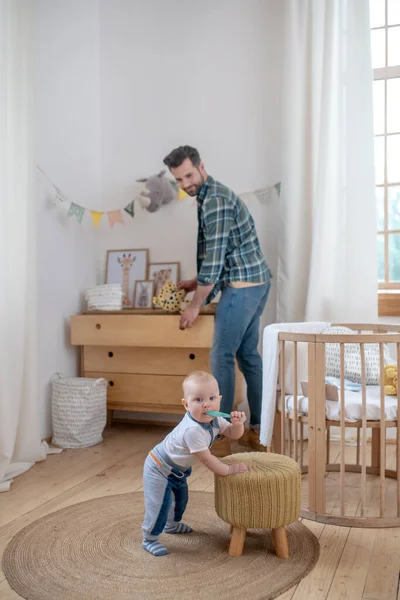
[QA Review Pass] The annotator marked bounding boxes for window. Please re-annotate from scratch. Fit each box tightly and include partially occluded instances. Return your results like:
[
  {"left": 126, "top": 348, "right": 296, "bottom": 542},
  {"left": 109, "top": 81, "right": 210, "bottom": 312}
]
[{"left": 371, "top": 0, "right": 400, "bottom": 288}]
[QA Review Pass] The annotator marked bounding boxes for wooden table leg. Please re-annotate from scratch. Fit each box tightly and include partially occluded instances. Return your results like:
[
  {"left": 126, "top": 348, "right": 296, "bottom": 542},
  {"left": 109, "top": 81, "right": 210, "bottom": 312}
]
[
  {"left": 229, "top": 526, "right": 246, "bottom": 557},
  {"left": 272, "top": 526, "right": 289, "bottom": 558}
]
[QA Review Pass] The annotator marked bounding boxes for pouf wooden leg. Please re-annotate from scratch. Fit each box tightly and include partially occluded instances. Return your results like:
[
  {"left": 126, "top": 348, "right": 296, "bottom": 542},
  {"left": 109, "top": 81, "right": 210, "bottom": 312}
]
[
  {"left": 229, "top": 526, "right": 246, "bottom": 557},
  {"left": 272, "top": 526, "right": 289, "bottom": 558}
]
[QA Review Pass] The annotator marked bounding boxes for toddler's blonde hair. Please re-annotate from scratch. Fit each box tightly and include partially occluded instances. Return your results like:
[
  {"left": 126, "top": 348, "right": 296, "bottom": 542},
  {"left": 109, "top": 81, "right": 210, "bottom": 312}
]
[{"left": 182, "top": 371, "right": 218, "bottom": 397}]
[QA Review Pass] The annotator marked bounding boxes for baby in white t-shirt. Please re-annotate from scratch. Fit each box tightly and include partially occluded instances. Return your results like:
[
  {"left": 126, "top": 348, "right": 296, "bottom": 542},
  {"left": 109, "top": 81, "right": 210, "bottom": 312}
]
[{"left": 141, "top": 370, "right": 247, "bottom": 557}]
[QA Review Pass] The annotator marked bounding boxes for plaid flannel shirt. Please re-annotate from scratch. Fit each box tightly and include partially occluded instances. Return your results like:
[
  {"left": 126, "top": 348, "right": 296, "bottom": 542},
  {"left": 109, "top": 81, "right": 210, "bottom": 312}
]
[{"left": 196, "top": 175, "right": 272, "bottom": 304}]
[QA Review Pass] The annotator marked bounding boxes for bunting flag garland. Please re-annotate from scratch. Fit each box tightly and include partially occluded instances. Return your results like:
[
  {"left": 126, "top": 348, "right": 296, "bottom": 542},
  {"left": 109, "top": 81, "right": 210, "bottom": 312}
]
[
  {"left": 124, "top": 200, "right": 135, "bottom": 218},
  {"left": 108, "top": 210, "right": 124, "bottom": 228},
  {"left": 37, "top": 165, "right": 280, "bottom": 229},
  {"left": 254, "top": 187, "right": 271, "bottom": 205},
  {"left": 54, "top": 186, "right": 68, "bottom": 205},
  {"left": 68, "top": 203, "right": 85, "bottom": 224},
  {"left": 90, "top": 211, "right": 103, "bottom": 228}
]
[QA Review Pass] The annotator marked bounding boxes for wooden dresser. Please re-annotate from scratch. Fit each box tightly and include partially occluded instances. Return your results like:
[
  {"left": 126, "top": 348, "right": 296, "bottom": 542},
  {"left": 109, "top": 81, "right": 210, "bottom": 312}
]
[{"left": 70, "top": 307, "right": 244, "bottom": 425}]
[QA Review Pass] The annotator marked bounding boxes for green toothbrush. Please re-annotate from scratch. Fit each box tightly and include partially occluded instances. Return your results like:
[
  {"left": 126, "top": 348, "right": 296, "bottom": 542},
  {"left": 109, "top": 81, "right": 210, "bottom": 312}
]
[
  {"left": 205, "top": 410, "right": 231, "bottom": 418},
  {"left": 205, "top": 410, "right": 246, "bottom": 422}
]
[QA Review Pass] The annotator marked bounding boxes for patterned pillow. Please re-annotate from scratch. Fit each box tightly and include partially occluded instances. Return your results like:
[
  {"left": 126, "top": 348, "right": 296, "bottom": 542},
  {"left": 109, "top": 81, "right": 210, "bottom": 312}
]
[{"left": 322, "top": 326, "right": 393, "bottom": 385}]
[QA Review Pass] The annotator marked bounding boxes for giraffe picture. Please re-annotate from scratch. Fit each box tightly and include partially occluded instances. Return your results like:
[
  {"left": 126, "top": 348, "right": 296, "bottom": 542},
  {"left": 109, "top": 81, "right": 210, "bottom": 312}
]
[{"left": 105, "top": 249, "right": 148, "bottom": 308}]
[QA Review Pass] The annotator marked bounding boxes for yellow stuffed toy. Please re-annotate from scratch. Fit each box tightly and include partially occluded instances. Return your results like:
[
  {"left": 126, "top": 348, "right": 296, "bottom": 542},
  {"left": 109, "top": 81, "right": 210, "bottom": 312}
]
[
  {"left": 381, "top": 364, "right": 398, "bottom": 395},
  {"left": 153, "top": 279, "right": 191, "bottom": 313}
]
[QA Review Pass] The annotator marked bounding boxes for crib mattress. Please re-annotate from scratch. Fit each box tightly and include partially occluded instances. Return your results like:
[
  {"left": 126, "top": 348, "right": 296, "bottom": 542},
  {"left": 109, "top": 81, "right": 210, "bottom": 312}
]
[{"left": 284, "top": 386, "right": 398, "bottom": 422}]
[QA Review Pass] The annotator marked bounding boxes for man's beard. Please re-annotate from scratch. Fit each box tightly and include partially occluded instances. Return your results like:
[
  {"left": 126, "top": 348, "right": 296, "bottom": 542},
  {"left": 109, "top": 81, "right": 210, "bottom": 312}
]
[{"left": 184, "top": 172, "right": 205, "bottom": 196}]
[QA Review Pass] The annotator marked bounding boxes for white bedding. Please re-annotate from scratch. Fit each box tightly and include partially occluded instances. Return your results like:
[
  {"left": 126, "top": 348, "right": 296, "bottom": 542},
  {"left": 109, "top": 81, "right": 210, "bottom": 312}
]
[
  {"left": 260, "top": 321, "right": 330, "bottom": 446},
  {"left": 283, "top": 386, "right": 398, "bottom": 422}
]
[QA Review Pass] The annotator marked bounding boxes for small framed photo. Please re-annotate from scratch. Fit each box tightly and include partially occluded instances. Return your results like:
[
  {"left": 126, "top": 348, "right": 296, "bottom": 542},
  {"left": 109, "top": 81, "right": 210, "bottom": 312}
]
[
  {"left": 133, "top": 280, "right": 154, "bottom": 309},
  {"left": 148, "top": 262, "right": 180, "bottom": 300},
  {"left": 105, "top": 249, "right": 149, "bottom": 308}
]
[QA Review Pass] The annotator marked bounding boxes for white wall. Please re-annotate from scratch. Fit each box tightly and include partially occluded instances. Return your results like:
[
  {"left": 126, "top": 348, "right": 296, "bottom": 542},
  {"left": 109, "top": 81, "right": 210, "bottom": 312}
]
[
  {"left": 35, "top": 0, "right": 284, "bottom": 436},
  {"left": 96, "top": 0, "right": 282, "bottom": 319},
  {"left": 35, "top": 0, "right": 101, "bottom": 436}
]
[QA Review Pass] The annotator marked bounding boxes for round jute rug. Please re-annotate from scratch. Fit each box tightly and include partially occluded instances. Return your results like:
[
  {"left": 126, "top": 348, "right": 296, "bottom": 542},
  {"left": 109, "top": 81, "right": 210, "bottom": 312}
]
[{"left": 3, "top": 492, "right": 319, "bottom": 600}]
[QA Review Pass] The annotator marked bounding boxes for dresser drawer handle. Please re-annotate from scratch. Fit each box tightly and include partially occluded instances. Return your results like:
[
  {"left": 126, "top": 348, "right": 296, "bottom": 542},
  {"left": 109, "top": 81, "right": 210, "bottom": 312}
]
[
  {"left": 108, "top": 351, "right": 114, "bottom": 358},
  {"left": 109, "top": 381, "right": 114, "bottom": 387},
  {"left": 189, "top": 353, "right": 195, "bottom": 360},
  {"left": 96, "top": 323, "right": 101, "bottom": 330}
]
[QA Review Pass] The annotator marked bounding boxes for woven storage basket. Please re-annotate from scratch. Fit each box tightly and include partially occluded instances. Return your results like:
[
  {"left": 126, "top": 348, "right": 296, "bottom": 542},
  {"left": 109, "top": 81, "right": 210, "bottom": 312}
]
[
  {"left": 84, "top": 284, "right": 123, "bottom": 311},
  {"left": 51, "top": 374, "right": 107, "bottom": 448}
]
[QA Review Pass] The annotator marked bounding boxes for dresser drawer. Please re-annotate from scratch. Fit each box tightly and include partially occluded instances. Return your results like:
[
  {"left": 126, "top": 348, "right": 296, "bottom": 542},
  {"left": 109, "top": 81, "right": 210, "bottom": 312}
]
[
  {"left": 71, "top": 315, "right": 214, "bottom": 348},
  {"left": 83, "top": 346, "right": 210, "bottom": 375},
  {"left": 86, "top": 372, "right": 186, "bottom": 414}
]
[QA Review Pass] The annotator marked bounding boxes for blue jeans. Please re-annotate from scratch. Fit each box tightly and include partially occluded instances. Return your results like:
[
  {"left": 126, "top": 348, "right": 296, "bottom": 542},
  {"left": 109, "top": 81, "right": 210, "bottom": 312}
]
[{"left": 210, "top": 282, "right": 270, "bottom": 427}]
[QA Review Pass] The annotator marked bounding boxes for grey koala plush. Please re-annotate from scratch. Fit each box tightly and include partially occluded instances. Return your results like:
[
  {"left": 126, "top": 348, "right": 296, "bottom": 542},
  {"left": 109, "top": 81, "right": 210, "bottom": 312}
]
[{"left": 136, "top": 170, "right": 175, "bottom": 213}]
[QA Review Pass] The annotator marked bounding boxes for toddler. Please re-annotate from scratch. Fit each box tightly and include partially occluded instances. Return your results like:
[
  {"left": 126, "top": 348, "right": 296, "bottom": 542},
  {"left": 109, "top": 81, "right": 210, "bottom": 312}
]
[{"left": 142, "top": 370, "right": 247, "bottom": 556}]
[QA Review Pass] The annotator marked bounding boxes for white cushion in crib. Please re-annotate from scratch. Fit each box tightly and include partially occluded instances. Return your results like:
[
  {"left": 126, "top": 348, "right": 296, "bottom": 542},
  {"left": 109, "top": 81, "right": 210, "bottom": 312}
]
[
  {"left": 284, "top": 387, "right": 398, "bottom": 422},
  {"left": 322, "top": 326, "right": 393, "bottom": 385}
]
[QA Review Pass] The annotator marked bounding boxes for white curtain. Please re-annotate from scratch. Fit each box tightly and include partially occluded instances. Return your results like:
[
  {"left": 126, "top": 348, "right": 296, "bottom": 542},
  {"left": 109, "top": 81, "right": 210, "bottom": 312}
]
[
  {"left": 0, "top": 0, "right": 48, "bottom": 492},
  {"left": 277, "top": 0, "right": 377, "bottom": 323}
]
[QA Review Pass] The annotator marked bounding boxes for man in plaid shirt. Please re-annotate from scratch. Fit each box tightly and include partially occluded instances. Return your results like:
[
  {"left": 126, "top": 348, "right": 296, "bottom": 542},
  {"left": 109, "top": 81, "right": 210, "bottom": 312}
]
[{"left": 163, "top": 146, "right": 272, "bottom": 455}]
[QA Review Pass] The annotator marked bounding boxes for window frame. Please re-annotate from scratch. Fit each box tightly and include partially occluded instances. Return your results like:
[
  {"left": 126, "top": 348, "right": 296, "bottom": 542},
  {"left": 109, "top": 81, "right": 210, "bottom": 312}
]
[{"left": 372, "top": 1, "right": 400, "bottom": 290}]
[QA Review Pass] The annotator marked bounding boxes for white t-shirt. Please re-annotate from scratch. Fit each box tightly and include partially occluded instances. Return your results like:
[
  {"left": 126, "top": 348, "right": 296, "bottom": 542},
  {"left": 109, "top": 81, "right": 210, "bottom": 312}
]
[{"left": 161, "top": 412, "right": 231, "bottom": 469}]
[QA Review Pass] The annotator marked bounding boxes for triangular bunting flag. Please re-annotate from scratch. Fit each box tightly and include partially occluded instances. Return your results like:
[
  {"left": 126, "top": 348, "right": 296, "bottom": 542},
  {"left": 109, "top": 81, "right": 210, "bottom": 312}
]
[
  {"left": 54, "top": 187, "right": 67, "bottom": 206},
  {"left": 124, "top": 201, "right": 135, "bottom": 218},
  {"left": 68, "top": 203, "right": 85, "bottom": 223},
  {"left": 274, "top": 182, "right": 281, "bottom": 196},
  {"left": 178, "top": 188, "right": 188, "bottom": 200},
  {"left": 90, "top": 211, "right": 103, "bottom": 228},
  {"left": 169, "top": 180, "right": 180, "bottom": 192},
  {"left": 108, "top": 210, "right": 124, "bottom": 228},
  {"left": 254, "top": 188, "right": 270, "bottom": 205}
]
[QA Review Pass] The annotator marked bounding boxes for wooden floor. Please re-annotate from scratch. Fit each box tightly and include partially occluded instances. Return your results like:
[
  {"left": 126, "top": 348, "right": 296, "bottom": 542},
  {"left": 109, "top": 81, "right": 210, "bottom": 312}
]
[{"left": 0, "top": 424, "right": 399, "bottom": 600}]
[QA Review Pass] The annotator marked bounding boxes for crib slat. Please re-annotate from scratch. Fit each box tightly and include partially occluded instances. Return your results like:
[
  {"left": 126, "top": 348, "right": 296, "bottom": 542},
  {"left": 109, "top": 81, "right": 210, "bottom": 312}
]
[
  {"left": 340, "top": 343, "right": 345, "bottom": 516},
  {"left": 397, "top": 343, "right": 400, "bottom": 517},
  {"left": 307, "top": 342, "right": 317, "bottom": 512},
  {"left": 281, "top": 341, "right": 286, "bottom": 455},
  {"left": 379, "top": 343, "right": 386, "bottom": 517},
  {"left": 293, "top": 342, "right": 298, "bottom": 462},
  {"left": 360, "top": 344, "right": 367, "bottom": 517},
  {"left": 315, "top": 343, "right": 327, "bottom": 514},
  {"left": 300, "top": 422, "right": 304, "bottom": 470},
  {"left": 326, "top": 427, "right": 330, "bottom": 465},
  {"left": 356, "top": 428, "right": 361, "bottom": 466}
]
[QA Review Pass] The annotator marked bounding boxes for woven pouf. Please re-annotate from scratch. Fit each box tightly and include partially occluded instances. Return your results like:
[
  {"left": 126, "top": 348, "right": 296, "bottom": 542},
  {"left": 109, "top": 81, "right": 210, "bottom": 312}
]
[{"left": 215, "top": 452, "right": 301, "bottom": 558}]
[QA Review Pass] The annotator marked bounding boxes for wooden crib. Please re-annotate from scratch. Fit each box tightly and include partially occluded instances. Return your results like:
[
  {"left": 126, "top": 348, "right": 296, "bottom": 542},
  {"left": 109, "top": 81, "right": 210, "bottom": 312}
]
[{"left": 272, "top": 323, "right": 400, "bottom": 527}]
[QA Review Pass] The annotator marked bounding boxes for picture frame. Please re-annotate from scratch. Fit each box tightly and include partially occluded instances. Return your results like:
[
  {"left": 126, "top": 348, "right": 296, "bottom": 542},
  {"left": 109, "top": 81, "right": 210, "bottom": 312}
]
[
  {"left": 105, "top": 249, "right": 149, "bottom": 308},
  {"left": 133, "top": 280, "right": 154, "bottom": 309},
  {"left": 148, "top": 262, "right": 180, "bottom": 307}
]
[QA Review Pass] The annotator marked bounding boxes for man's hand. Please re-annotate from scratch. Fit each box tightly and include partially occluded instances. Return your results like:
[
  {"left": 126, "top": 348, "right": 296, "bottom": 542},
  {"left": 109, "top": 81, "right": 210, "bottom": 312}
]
[
  {"left": 179, "top": 305, "right": 200, "bottom": 330},
  {"left": 228, "top": 463, "right": 248, "bottom": 475},
  {"left": 230, "top": 411, "right": 246, "bottom": 424},
  {"left": 177, "top": 277, "right": 197, "bottom": 293}
]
